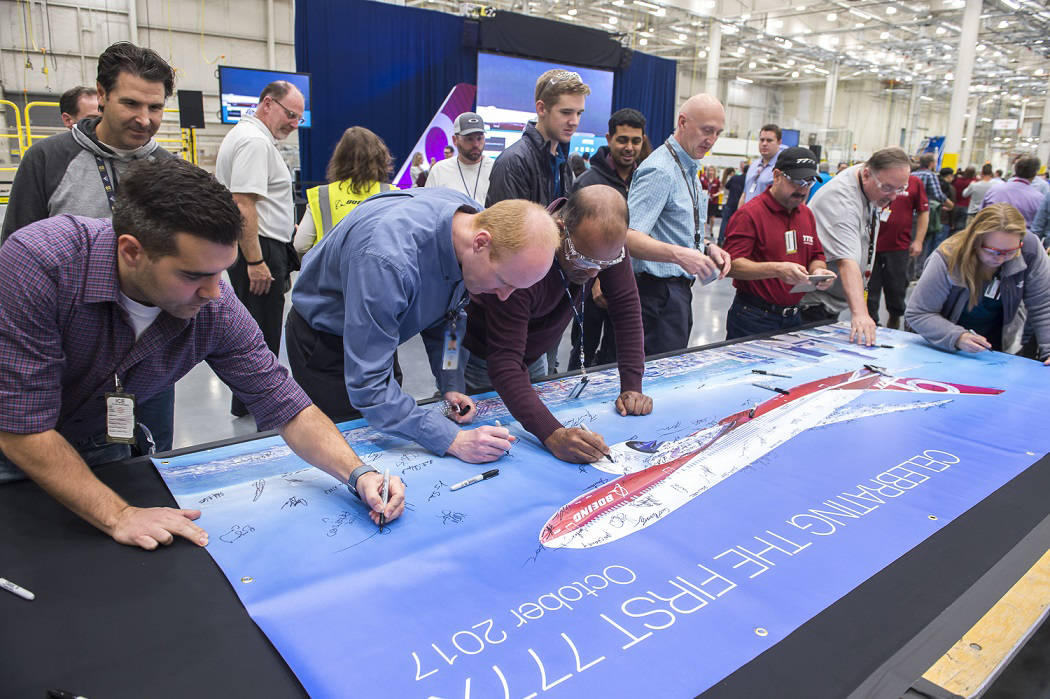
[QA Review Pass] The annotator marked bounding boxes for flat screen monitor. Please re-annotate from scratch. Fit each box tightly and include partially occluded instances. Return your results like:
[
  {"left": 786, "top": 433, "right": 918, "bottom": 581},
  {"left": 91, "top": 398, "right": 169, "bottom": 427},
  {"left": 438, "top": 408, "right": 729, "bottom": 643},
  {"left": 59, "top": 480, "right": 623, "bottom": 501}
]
[
  {"left": 218, "top": 65, "right": 312, "bottom": 128},
  {"left": 476, "top": 52, "right": 614, "bottom": 159},
  {"left": 781, "top": 128, "right": 800, "bottom": 147}
]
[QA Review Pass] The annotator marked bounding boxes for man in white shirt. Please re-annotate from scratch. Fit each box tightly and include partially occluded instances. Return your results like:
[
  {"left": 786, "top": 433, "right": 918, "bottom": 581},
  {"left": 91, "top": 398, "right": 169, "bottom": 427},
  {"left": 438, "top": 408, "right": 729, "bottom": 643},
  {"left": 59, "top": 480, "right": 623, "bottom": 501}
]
[
  {"left": 425, "top": 112, "right": 494, "bottom": 205},
  {"left": 215, "top": 80, "right": 304, "bottom": 416}
]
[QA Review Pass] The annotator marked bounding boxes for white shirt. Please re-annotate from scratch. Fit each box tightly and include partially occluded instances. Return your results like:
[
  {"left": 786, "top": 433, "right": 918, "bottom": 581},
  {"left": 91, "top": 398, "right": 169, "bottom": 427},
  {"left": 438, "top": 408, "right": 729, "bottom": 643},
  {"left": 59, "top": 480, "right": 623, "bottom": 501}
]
[
  {"left": 119, "top": 291, "right": 163, "bottom": 340},
  {"left": 214, "top": 115, "right": 295, "bottom": 243},
  {"left": 425, "top": 156, "right": 493, "bottom": 205}
]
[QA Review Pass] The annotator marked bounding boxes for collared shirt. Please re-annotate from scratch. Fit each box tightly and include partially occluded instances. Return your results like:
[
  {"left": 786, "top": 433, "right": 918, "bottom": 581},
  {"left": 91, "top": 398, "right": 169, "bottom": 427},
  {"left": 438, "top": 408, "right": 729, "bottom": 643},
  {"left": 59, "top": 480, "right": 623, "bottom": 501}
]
[
  {"left": 723, "top": 189, "right": 825, "bottom": 307},
  {"left": 982, "top": 177, "right": 1046, "bottom": 229},
  {"left": 804, "top": 164, "right": 880, "bottom": 313},
  {"left": 292, "top": 188, "right": 480, "bottom": 456},
  {"left": 0, "top": 216, "right": 311, "bottom": 460},
  {"left": 1031, "top": 192, "right": 1050, "bottom": 246},
  {"left": 215, "top": 115, "right": 294, "bottom": 243},
  {"left": 628, "top": 135, "right": 708, "bottom": 279},
  {"left": 742, "top": 144, "right": 786, "bottom": 204},
  {"left": 877, "top": 175, "right": 929, "bottom": 252},
  {"left": 963, "top": 178, "right": 995, "bottom": 215},
  {"left": 914, "top": 167, "right": 945, "bottom": 204}
]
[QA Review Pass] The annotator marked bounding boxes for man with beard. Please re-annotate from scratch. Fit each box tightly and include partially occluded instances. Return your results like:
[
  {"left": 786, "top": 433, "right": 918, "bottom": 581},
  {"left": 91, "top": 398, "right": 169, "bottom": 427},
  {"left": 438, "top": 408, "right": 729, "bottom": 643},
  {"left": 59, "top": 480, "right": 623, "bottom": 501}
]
[
  {"left": 723, "top": 147, "right": 835, "bottom": 339},
  {"left": 426, "top": 112, "right": 494, "bottom": 204},
  {"left": 568, "top": 107, "right": 646, "bottom": 368}
]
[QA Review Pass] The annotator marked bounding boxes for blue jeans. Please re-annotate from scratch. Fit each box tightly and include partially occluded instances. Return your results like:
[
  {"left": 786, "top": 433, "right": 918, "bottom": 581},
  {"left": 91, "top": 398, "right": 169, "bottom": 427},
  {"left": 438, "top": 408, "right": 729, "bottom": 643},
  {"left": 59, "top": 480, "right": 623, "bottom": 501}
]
[
  {"left": 464, "top": 353, "right": 548, "bottom": 394},
  {"left": 137, "top": 386, "right": 175, "bottom": 452},
  {"left": 725, "top": 295, "right": 803, "bottom": 341},
  {"left": 0, "top": 432, "right": 132, "bottom": 484}
]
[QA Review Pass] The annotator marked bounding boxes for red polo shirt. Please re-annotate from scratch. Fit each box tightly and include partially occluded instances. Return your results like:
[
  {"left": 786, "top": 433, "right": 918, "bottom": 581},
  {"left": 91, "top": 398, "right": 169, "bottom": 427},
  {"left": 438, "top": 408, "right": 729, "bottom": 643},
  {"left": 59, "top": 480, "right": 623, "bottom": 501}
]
[
  {"left": 723, "top": 189, "right": 825, "bottom": 307},
  {"left": 876, "top": 175, "right": 928, "bottom": 252}
]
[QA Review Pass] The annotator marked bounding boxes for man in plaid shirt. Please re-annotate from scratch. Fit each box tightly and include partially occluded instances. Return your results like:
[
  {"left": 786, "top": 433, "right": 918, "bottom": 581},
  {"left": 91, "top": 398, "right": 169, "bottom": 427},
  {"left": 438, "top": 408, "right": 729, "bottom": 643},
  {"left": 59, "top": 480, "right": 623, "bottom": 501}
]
[{"left": 0, "top": 159, "right": 404, "bottom": 549}]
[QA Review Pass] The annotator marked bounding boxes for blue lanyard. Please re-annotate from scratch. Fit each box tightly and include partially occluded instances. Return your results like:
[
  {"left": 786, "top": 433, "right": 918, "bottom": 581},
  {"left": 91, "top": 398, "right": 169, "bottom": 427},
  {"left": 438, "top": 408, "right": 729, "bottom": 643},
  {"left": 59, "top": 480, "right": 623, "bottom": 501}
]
[{"left": 94, "top": 155, "right": 118, "bottom": 211}]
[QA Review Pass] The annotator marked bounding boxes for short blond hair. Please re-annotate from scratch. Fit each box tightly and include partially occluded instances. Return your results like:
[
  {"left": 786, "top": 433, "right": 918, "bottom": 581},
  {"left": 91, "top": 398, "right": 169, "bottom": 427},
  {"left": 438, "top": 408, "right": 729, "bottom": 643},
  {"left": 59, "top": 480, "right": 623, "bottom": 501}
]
[
  {"left": 475, "top": 199, "right": 559, "bottom": 262},
  {"left": 535, "top": 69, "right": 591, "bottom": 107}
]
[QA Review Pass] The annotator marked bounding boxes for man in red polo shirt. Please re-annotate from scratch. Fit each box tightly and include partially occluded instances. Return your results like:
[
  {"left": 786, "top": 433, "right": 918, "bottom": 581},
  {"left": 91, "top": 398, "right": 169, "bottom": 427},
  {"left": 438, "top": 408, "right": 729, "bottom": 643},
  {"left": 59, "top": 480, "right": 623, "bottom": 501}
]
[
  {"left": 723, "top": 147, "right": 836, "bottom": 339},
  {"left": 867, "top": 174, "right": 928, "bottom": 329}
]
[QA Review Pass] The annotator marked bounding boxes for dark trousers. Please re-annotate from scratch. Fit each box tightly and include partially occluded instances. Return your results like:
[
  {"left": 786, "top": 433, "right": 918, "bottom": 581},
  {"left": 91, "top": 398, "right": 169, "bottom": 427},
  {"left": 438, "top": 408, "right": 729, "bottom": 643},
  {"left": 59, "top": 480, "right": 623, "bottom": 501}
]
[
  {"left": 228, "top": 236, "right": 291, "bottom": 416},
  {"left": 801, "top": 303, "right": 840, "bottom": 324},
  {"left": 636, "top": 273, "right": 693, "bottom": 356},
  {"left": 285, "top": 308, "right": 402, "bottom": 424},
  {"left": 136, "top": 386, "right": 175, "bottom": 452},
  {"left": 568, "top": 295, "right": 617, "bottom": 370},
  {"left": 725, "top": 294, "right": 803, "bottom": 340},
  {"left": 866, "top": 249, "right": 909, "bottom": 322}
]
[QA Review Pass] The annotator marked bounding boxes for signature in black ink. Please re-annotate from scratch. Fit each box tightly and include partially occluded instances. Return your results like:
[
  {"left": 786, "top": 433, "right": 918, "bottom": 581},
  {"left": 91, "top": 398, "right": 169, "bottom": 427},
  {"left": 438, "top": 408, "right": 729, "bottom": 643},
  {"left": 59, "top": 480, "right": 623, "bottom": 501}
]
[
  {"left": 439, "top": 510, "right": 465, "bottom": 525},
  {"left": 219, "top": 524, "right": 254, "bottom": 543},
  {"left": 428, "top": 480, "right": 447, "bottom": 502},
  {"left": 401, "top": 459, "right": 433, "bottom": 474},
  {"left": 251, "top": 479, "right": 265, "bottom": 502},
  {"left": 323, "top": 511, "right": 356, "bottom": 537},
  {"left": 282, "top": 496, "right": 308, "bottom": 509},
  {"left": 199, "top": 491, "right": 224, "bottom": 504}
]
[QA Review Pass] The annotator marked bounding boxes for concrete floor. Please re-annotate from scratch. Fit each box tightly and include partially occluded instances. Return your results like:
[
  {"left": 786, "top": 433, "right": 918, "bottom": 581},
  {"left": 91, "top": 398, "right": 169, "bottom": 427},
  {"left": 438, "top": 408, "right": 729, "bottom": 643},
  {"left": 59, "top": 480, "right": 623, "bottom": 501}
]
[{"left": 170, "top": 239, "right": 1048, "bottom": 698}]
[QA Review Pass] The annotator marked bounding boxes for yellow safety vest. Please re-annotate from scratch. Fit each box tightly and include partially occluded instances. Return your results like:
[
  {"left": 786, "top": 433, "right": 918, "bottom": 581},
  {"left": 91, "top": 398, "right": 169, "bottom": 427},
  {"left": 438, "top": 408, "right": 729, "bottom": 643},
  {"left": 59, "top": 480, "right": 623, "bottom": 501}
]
[{"left": 306, "top": 180, "right": 396, "bottom": 245}]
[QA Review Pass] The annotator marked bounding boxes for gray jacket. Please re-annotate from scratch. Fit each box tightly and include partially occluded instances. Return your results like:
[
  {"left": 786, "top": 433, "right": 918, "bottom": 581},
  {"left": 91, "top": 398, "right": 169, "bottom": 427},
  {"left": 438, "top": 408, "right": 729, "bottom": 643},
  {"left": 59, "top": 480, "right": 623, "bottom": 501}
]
[
  {"left": 2, "top": 117, "right": 171, "bottom": 241},
  {"left": 905, "top": 232, "right": 1050, "bottom": 358}
]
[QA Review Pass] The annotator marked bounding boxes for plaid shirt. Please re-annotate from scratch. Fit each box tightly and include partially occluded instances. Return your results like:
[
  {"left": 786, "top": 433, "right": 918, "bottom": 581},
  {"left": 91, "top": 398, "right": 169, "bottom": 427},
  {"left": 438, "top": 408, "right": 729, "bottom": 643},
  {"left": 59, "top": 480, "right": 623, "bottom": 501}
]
[
  {"left": 914, "top": 167, "right": 945, "bottom": 203},
  {"left": 0, "top": 215, "right": 311, "bottom": 445}
]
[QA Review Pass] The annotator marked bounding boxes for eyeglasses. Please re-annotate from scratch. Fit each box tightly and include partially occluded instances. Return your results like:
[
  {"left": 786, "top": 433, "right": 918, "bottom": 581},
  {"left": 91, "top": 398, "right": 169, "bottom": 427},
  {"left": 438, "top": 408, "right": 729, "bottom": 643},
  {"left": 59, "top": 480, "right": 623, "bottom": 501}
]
[
  {"left": 980, "top": 243, "right": 1022, "bottom": 258},
  {"left": 776, "top": 170, "right": 817, "bottom": 188},
  {"left": 563, "top": 231, "right": 625, "bottom": 270},
  {"left": 269, "top": 96, "right": 305, "bottom": 125},
  {"left": 867, "top": 168, "right": 907, "bottom": 196}
]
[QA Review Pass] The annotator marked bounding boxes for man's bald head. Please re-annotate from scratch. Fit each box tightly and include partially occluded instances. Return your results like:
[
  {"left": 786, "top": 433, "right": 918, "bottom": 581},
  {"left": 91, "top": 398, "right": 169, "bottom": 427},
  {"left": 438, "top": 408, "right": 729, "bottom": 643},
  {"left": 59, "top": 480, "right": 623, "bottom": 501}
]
[
  {"left": 674, "top": 93, "right": 725, "bottom": 160},
  {"left": 557, "top": 185, "right": 628, "bottom": 283}
]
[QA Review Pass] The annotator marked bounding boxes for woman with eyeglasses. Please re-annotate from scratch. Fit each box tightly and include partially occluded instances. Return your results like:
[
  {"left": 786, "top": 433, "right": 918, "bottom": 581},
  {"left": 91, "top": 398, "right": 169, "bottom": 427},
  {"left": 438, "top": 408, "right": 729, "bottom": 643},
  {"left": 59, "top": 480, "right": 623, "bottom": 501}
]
[{"left": 905, "top": 203, "right": 1050, "bottom": 364}]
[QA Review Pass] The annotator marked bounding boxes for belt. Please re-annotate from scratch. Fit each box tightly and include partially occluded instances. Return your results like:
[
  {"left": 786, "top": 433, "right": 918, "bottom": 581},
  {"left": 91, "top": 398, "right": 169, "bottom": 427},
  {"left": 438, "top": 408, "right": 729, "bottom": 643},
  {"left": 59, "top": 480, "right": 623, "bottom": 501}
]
[
  {"left": 737, "top": 291, "right": 799, "bottom": 317},
  {"left": 636, "top": 272, "right": 695, "bottom": 287}
]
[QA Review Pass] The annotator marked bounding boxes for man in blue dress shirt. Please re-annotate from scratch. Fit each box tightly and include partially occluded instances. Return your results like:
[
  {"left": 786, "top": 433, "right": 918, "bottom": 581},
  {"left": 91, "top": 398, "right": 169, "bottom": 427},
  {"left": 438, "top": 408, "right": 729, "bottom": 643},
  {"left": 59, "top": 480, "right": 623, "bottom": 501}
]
[
  {"left": 288, "top": 189, "right": 559, "bottom": 464},
  {"left": 742, "top": 123, "right": 786, "bottom": 205}
]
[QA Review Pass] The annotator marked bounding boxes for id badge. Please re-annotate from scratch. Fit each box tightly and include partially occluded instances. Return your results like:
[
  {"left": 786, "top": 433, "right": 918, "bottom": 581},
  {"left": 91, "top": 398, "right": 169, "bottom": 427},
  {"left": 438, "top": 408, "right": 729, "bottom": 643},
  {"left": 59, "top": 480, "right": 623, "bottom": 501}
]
[
  {"left": 105, "top": 392, "right": 137, "bottom": 444},
  {"left": 985, "top": 278, "right": 1001, "bottom": 299},
  {"left": 442, "top": 328, "right": 460, "bottom": 370},
  {"left": 784, "top": 229, "right": 797, "bottom": 254},
  {"left": 879, "top": 207, "right": 891, "bottom": 222}
]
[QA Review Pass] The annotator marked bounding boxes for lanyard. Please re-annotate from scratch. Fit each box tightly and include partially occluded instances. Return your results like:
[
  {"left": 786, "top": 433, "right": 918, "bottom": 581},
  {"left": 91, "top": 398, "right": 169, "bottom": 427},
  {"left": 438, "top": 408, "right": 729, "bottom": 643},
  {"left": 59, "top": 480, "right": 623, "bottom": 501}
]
[
  {"left": 857, "top": 172, "right": 881, "bottom": 289},
  {"left": 556, "top": 265, "right": 587, "bottom": 377},
  {"left": 446, "top": 287, "right": 469, "bottom": 330},
  {"left": 456, "top": 160, "right": 483, "bottom": 201},
  {"left": 664, "top": 141, "right": 702, "bottom": 249},
  {"left": 95, "top": 155, "right": 118, "bottom": 211}
]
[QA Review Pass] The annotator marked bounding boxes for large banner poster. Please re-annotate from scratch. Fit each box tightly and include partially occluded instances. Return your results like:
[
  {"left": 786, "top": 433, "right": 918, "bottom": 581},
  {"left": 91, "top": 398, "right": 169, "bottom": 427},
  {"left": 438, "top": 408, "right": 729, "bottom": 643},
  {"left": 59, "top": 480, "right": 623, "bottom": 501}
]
[{"left": 155, "top": 326, "right": 1050, "bottom": 697}]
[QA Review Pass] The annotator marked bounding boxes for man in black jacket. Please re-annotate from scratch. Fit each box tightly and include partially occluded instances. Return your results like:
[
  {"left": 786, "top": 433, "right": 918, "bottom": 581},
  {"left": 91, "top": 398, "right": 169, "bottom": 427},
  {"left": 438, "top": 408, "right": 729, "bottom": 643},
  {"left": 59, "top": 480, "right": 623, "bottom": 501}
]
[
  {"left": 569, "top": 108, "right": 647, "bottom": 369},
  {"left": 485, "top": 69, "right": 590, "bottom": 208}
]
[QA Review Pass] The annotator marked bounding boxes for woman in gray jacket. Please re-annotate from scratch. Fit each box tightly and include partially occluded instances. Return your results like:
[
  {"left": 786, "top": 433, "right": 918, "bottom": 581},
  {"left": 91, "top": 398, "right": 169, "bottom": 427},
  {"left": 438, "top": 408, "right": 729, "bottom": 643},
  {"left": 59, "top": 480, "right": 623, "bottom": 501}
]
[{"left": 905, "top": 203, "right": 1050, "bottom": 363}]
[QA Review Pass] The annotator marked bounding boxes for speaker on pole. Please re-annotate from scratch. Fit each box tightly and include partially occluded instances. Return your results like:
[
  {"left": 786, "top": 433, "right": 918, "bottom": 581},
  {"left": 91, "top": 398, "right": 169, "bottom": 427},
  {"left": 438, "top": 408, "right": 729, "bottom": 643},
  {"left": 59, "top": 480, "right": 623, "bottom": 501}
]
[{"left": 176, "top": 90, "right": 206, "bottom": 129}]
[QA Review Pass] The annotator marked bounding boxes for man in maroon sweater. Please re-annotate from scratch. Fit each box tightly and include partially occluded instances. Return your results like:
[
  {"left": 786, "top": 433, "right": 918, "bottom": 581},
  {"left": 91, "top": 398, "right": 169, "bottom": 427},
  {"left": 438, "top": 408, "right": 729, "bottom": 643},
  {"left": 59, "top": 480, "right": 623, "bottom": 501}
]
[{"left": 464, "top": 185, "right": 651, "bottom": 463}]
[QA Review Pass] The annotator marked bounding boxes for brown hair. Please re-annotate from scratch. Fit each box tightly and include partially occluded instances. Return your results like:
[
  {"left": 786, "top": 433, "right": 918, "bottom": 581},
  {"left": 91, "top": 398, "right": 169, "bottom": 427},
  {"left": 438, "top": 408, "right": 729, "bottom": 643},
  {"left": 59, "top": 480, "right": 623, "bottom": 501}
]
[
  {"left": 325, "top": 126, "right": 392, "bottom": 193},
  {"left": 940, "top": 203, "right": 1026, "bottom": 309},
  {"left": 867, "top": 147, "right": 911, "bottom": 173},
  {"left": 474, "top": 199, "right": 559, "bottom": 262},
  {"left": 534, "top": 69, "right": 591, "bottom": 107}
]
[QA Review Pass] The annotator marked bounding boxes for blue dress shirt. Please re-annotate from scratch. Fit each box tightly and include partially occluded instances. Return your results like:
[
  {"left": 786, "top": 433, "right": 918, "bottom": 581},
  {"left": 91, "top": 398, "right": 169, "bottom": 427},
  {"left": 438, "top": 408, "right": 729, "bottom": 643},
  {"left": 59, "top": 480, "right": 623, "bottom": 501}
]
[{"left": 292, "top": 188, "right": 479, "bottom": 455}]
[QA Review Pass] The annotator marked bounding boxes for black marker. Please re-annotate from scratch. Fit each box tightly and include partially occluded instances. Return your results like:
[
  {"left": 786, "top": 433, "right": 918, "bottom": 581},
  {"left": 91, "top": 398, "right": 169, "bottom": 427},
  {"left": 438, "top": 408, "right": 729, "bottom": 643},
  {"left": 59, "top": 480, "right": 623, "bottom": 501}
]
[
  {"left": 580, "top": 423, "right": 615, "bottom": 463},
  {"left": 751, "top": 382, "right": 790, "bottom": 396},
  {"left": 450, "top": 469, "right": 499, "bottom": 491},
  {"left": 751, "top": 369, "right": 791, "bottom": 378}
]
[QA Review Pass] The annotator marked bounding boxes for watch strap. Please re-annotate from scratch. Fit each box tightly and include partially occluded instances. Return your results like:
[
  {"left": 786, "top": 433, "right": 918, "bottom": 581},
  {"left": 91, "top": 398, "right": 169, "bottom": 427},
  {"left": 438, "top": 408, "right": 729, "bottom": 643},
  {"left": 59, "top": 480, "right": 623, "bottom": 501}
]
[{"left": 346, "top": 464, "right": 380, "bottom": 499}]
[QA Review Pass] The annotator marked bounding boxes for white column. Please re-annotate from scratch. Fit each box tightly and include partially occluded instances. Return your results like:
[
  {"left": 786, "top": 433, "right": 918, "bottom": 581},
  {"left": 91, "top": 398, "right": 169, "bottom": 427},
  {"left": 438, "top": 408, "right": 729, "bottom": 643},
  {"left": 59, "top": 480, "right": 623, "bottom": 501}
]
[
  {"left": 267, "top": 0, "right": 277, "bottom": 70},
  {"left": 943, "top": 0, "right": 982, "bottom": 170},
  {"left": 904, "top": 81, "right": 920, "bottom": 151},
  {"left": 961, "top": 95, "right": 979, "bottom": 168},
  {"left": 705, "top": 20, "right": 721, "bottom": 100},
  {"left": 822, "top": 61, "right": 838, "bottom": 133},
  {"left": 1038, "top": 78, "right": 1050, "bottom": 168},
  {"left": 127, "top": 0, "right": 139, "bottom": 45}
]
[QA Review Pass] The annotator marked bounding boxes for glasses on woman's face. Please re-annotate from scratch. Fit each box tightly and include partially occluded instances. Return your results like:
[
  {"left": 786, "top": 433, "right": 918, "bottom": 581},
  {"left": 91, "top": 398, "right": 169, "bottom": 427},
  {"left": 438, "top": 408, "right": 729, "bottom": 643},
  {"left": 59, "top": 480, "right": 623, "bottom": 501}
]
[
  {"left": 979, "top": 243, "right": 1022, "bottom": 259},
  {"left": 563, "top": 231, "right": 625, "bottom": 270}
]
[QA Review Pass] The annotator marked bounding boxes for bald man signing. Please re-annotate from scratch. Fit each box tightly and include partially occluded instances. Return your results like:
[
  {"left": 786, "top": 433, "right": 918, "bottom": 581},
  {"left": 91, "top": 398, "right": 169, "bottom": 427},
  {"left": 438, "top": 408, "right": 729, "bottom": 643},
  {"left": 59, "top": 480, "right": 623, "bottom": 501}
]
[
  {"left": 626, "top": 94, "right": 732, "bottom": 355},
  {"left": 463, "top": 186, "right": 652, "bottom": 463}
]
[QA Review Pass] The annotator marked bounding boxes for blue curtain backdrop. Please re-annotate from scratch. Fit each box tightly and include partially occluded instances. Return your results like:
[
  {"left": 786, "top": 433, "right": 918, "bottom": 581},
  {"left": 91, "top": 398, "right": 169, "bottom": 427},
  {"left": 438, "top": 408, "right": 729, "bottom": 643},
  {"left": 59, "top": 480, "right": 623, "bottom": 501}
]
[
  {"left": 614, "top": 51, "right": 676, "bottom": 149},
  {"left": 295, "top": 0, "right": 676, "bottom": 185},
  {"left": 294, "top": 0, "right": 475, "bottom": 184}
]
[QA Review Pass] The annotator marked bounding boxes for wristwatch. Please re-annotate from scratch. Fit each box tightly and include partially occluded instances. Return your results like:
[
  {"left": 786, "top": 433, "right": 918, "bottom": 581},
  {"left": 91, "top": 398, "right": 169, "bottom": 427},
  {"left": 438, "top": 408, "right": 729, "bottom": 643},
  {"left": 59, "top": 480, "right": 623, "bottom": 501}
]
[{"left": 345, "top": 465, "right": 380, "bottom": 499}]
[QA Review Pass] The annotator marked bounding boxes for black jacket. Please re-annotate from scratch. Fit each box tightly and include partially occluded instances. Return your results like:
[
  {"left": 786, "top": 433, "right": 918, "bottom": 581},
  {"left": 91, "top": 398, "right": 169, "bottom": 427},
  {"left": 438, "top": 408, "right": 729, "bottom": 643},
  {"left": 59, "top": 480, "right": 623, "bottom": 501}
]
[
  {"left": 486, "top": 122, "right": 575, "bottom": 207},
  {"left": 571, "top": 146, "right": 632, "bottom": 199}
]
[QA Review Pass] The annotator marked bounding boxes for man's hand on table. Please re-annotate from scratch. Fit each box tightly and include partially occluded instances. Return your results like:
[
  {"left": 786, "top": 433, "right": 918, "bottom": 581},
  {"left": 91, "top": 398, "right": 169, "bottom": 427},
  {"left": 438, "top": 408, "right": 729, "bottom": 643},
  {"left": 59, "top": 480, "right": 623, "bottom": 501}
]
[
  {"left": 447, "top": 426, "right": 515, "bottom": 463},
  {"left": 109, "top": 505, "right": 209, "bottom": 550},
  {"left": 544, "top": 427, "right": 611, "bottom": 464},
  {"left": 356, "top": 471, "right": 406, "bottom": 524},
  {"left": 850, "top": 312, "right": 877, "bottom": 346},
  {"left": 616, "top": 391, "right": 653, "bottom": 416},
  {"left": 442, "top": 392, "right": 476, "bottom": 424}
]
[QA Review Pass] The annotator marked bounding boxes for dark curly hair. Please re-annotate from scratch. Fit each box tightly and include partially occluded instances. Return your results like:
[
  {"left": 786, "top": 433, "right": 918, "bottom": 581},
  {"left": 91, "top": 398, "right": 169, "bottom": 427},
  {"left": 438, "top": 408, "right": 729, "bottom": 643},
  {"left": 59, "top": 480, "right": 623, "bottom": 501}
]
[
  {"left": 96, "top": 42, "right": 175, "bottom": 97},
  {"left": 325, "top": 126, "right": 393, "bottom": 194},
  {"left": 113, "top": 159, "right": 242, "bottom": 258}
]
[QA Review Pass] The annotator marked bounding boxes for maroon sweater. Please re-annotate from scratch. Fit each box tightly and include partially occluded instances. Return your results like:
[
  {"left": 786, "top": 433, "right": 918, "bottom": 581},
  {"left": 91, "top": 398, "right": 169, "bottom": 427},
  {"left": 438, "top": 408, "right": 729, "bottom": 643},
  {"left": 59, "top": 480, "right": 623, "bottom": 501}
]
[{"left": 463, "top": 255, "right": 645, "bottom": 442}]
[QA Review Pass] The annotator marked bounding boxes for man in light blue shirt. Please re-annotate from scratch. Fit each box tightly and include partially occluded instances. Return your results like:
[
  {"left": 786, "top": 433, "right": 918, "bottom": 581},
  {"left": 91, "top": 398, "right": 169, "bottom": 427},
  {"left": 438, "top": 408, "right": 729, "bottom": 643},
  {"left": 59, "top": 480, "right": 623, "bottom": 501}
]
[
  {"left": 626, "top": 93, "right": 732, "bottom": 355},
  {"left": 287, "top": 188, "right": 559, "bottom": 463},
  {"left": 1032, "top": 191, "right": 1050, "bottom": 247},
  {"left": 742, "top": 123, "right": 786, "bottom": 204}
]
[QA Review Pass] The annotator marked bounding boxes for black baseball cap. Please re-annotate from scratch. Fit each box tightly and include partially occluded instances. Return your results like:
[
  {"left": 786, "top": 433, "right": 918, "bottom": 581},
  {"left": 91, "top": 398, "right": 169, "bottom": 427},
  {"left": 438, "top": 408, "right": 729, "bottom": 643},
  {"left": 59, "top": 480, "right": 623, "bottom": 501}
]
[{"left": 776, "top": 147, "right": 819, "bottom": 181}]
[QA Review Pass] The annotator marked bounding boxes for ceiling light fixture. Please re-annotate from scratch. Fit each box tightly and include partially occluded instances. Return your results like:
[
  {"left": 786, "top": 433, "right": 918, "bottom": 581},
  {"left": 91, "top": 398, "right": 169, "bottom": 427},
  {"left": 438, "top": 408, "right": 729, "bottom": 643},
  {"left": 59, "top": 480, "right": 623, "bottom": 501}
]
[{"left": 885, "top": 6, "right": 898, "bottom": 14}]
